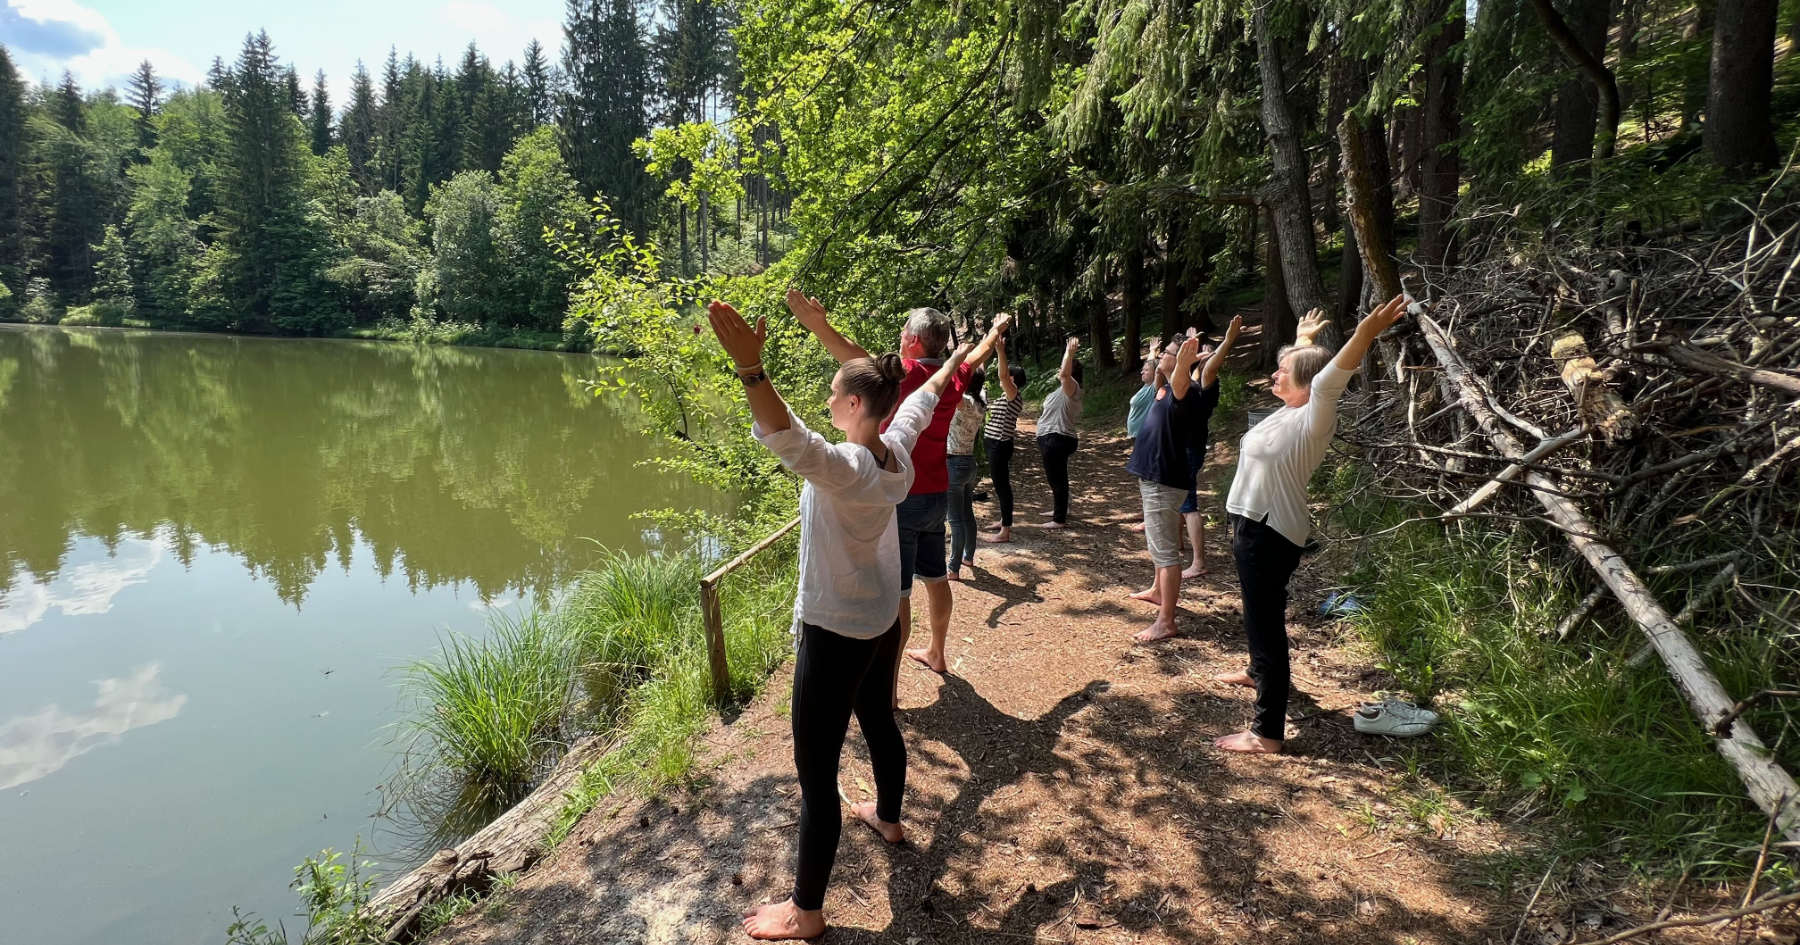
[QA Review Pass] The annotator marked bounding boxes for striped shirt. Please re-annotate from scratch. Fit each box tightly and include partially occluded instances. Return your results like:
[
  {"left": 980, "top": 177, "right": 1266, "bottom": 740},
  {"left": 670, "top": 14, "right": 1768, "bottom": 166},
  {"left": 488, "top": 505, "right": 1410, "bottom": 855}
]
[{"left": 983, "top": 395, "right": 1024, "bottom": 441}]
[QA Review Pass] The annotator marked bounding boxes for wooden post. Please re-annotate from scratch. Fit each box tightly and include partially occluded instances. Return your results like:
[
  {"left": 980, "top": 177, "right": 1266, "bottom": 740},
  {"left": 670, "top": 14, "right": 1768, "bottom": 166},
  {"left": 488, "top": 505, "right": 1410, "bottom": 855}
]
[
  {"left": 699, "top": 517, "right": 800, "bottom": 708},
  {"left": 1419, "top": 314, "right": 1800, "bottom": 843}
]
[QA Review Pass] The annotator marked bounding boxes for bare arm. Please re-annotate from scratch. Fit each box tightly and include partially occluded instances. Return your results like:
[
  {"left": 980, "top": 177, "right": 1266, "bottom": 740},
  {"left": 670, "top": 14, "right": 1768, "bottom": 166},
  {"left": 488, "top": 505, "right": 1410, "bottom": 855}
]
[
  {"left": 996, "top": 337, "right": 1018, "bottom": 400},
  {"left": 1293, "top": 308, "right": 1329, "bottom": 348},
  {"left": 920, "top": 342, "right": 974, "bottom": 398},
  {"left": 1333, "top": 295, "right": 1408, "bottom": 373},
  {"left": 1169, "top": 336, "right": 1201, "bottom": 399},
  {"left": 1058, "top": 337, "right": 1080, "bottom": 396},
  {"left": 785, "top": 288, "right": 869, "bottom": 364},
  {"left": 1200, "top": 315, "right": 1244, "bottom": 388}
]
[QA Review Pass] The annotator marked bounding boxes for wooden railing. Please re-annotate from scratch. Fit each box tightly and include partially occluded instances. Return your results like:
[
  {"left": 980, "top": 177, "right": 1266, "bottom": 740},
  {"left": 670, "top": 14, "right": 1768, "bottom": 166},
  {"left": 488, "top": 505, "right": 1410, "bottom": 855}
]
[{"left": 699, "top": 516, "right": 800, "bottom": 706}]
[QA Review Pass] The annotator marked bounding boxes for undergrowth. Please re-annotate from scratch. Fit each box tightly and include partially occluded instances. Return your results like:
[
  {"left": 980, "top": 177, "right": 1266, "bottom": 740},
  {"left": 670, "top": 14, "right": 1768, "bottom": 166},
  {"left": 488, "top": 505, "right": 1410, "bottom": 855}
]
[{"left": 1323, "top": 461, "right": 1786, "bottom": 873}]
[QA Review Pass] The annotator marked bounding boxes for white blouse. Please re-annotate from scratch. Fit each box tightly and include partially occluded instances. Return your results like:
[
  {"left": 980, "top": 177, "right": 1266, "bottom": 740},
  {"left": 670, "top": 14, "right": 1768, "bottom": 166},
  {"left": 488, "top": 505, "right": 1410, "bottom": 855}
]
[
  {"left": 1225, "top": 362, "right": 1350, "bottom": 547},
  {"left": 753, "top": 387, "right": 940, "bottom": 638}
]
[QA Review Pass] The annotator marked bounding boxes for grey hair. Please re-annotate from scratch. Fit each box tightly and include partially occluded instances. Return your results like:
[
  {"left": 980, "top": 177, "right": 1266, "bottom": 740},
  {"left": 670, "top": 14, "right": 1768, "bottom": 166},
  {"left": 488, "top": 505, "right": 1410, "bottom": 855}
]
[
  {"left": 901, "top": 307, "right": 953, "bottom": 358},
  {"left": 1276, "top": 344, "right": 1332, "bottom": 388}
]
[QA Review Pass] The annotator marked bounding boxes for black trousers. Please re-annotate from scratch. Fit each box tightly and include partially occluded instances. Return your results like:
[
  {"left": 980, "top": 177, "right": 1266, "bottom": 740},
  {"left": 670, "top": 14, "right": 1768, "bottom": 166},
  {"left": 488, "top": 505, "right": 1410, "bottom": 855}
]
[
  {"left": 791, "top": 620, "right": 905, "bottom": 911},
  {"left": 1230, "top": 513, "right": 1305, "bottom": 741},
  {"left": 984, "top": 436, "right": 1015, "bottom": 527},
  {"left": 1036, "top": 433, "right": 1079, "bottom": 524}
]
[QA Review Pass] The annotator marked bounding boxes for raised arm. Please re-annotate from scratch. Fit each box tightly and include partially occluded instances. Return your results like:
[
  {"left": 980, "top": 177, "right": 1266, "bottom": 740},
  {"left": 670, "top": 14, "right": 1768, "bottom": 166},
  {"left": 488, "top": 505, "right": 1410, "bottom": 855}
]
[
  {"left": 1058, "top": 337, "right": 1080, "bottom": 396},
  {"left": 1200, "top": 314, "right": 1244, "bottom": 388},
  {"left": 920, "top": 341, "right": 974, "bottom": 398},
  {"left": 1168, "top": 336, "right": 1201, "bottom": 399},
  {"left": 1333, "top": 294, "right": 1407, "bottom": 373},
  {"left": 708, "top": 300, "right": 789, "bottom": 432},
  {"left": 1292, "top": 308, "right": 1329, "bottom": 348},
  {"left": 996, "top": 336, "right": 1018, "bottom": 400},
  {"left": 785, "top": 288, "right": 870, "bottom": 364},
  {"left": 965, "top": 312, "right": 1014, "bottom": 368},
  {"left": 887, "top": 342, "right": 975, "bottom": 451}
]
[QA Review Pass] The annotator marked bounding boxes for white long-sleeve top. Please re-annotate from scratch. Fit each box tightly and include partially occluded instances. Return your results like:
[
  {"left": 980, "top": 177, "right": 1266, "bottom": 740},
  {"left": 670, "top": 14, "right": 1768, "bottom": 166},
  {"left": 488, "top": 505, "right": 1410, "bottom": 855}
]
[
  {"left": 1225, "top": 362, "right": 1351, "bottom": 547},
  {"left": 753, "top": 387, "right": 940, "bottom": 638}
]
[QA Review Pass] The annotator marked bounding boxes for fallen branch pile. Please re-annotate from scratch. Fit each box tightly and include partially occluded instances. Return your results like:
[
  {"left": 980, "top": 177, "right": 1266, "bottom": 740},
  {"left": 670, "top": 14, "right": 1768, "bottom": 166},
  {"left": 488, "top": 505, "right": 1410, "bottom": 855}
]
[{"left": 1338, "top": 189, "right": 1800, "bottom": 843}]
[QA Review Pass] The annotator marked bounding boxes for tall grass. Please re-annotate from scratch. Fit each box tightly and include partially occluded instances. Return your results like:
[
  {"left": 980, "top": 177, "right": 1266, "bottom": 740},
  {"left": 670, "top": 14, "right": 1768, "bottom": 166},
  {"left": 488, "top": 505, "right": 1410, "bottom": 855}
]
[
  {"left": 403, "top": 610, "right": 579, "bottom": 796},
  {"left": 1324, "top": 461, "right": 1776, "bottom": 870}
]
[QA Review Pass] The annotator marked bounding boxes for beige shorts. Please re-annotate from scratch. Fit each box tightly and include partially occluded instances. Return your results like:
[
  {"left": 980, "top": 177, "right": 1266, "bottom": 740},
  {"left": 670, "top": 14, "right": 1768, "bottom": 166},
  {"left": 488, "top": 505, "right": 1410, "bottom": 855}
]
[{"left": 1139, "top": 479, "right": 1187, "bottom": 568}]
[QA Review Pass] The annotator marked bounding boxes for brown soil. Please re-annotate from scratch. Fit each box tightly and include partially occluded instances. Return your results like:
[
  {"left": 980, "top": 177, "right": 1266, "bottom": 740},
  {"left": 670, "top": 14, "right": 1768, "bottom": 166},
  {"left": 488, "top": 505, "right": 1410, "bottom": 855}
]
[{"left": 430, "top": 408, "right": 1746, "bottom": 945}]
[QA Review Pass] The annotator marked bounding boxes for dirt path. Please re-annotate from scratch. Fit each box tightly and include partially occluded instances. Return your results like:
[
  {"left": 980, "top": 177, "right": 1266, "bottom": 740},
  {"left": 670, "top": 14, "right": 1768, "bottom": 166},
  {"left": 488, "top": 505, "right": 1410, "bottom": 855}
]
[{"left": 428, "top": 401, "right": 1568, "bottom": 945}]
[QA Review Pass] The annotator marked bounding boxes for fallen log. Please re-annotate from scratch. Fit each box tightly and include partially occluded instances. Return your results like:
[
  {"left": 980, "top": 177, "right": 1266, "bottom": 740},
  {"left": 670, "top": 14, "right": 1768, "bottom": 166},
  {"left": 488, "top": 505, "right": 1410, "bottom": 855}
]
[
  {"left": 1447, "top": 425, "right": 1589, "bottom": 518},
  {"left": 1550, "top": 331, "right": 1636, "bottom": 441},
  {"left": 363, "top": 734, "right": 617, "bottom": 941},
  {"left": 1419, "top": 313, "right": 1800, "bottom": 844}
]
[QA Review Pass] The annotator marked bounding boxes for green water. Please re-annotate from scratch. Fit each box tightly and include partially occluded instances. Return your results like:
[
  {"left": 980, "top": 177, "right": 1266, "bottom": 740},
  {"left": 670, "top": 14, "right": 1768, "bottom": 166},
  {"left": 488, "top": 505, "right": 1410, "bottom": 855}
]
[{"left": 0, "top": 325, "right": 715, "bottom": 945}]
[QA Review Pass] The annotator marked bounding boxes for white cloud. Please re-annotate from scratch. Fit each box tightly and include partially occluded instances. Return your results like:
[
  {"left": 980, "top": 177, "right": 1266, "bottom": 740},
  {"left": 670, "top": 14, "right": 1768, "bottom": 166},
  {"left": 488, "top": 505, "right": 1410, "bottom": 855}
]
[
  {"left": 0, "top": 538, "right": 161, "bottom": 635},
  {"left": 3, "top": 0, "right": 203, "bottom": 93},
  {"left": 0, "top": 663, "right": 188, "bottom": 790}
]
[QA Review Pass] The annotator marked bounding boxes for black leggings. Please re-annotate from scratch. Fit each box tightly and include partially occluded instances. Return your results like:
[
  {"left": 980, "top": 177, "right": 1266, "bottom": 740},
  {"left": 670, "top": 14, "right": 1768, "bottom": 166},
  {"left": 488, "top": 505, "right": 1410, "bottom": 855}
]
[
  {"left": 984, "top": 436, "right": 1015, "bottom": 527},
  {"left": 1037, "top": 433, "right": 1079, "bottom": 524},
  {"left": 791, "top": 620, "right": 905, "bottom": 911},
  {"left": 1230, "top": 514, "right": 1305, "bottom": 741}
]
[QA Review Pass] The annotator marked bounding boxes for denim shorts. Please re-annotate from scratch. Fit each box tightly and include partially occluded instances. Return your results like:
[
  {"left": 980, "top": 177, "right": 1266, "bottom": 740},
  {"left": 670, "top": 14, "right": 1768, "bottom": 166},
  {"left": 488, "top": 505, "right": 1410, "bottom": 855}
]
[{"left": 896, "top": 491, "right": 949, "bottom": 595}]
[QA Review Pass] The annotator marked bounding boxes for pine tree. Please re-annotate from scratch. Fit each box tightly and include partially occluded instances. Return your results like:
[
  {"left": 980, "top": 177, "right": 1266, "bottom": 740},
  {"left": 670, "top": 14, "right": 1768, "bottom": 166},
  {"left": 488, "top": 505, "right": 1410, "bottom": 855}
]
[
  {"left": 309, "top": 69, "right": 333, "bottom": 155},
  {"left": 377, "top": 49, "right": 408, "bottom": 192},
  {"left": 560, "top": 0, "right": 652, "bottom": 234},
  {"left": 53, "top": 72, "right": 84, "bottom": 132},
  {"left": 0, "top": 47, "right": 28, "bottom": 296},
  {"left": 343, "top": 62, "right": 379, "bottom": 193},
  {"left": 127, "top": 60, "right": 162, "bottom": 156},
  {"left": 285, "top": 64, "right": 307, "bottom": 118},
  {"left": 91, "top": 224, "right": 134, "bottom": 314},
  {"left": 522, "top": 39, "right": 555, "bottom": 125}
]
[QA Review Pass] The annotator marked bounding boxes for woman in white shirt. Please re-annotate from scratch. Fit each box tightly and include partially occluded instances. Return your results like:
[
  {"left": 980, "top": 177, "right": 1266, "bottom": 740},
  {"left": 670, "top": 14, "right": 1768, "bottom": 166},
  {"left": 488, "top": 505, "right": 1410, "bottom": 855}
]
[
  {"left": 945, "top": 367, "right": 987, "bottom": 578},
  {"left": 1214, "top": 295, "right": 1407, "bottom": 755},
  {"left": 705, "top": 299, "right": 972, "bottom": 940},
  {"left": 1035, "top": 337, "right": 1085, "bottom": 527}
]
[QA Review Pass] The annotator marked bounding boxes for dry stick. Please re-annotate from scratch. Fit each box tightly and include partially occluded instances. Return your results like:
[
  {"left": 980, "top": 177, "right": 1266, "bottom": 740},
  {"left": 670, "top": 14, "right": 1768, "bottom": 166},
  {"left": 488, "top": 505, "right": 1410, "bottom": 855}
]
[
  {"left": 1740, "top": 796, "right": 1786, "bottom": 913},
  {"left": 1641, "top": 342, "right": 1800, "bottom": 396},
  {"left": 1449, "top": 426, "right": 1590, "bottom": 518},
  {"left": 1569, "top": 889, "right": 1800, "bottom": 945},
  {"left": 1554, "top": 585, "right": 1610, "bottom": 641},
  {"left": 1420, "top": 313, "right": 1800, "bottom": 844},
  {"left": 1714, "top": 690, "right": 1800, "bottom": 737}
]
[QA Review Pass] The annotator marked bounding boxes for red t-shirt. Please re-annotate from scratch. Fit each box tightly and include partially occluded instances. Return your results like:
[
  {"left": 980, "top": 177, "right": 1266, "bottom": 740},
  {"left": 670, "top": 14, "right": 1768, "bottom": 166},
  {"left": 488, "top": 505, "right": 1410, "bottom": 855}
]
[{"left": 882, "top": 358, "right": 974, "bottom": 495}]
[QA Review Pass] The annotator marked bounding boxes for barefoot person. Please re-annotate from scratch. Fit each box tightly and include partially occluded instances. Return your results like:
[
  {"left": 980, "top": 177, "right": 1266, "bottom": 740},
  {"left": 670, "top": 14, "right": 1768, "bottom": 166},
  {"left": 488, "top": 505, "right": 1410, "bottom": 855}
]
[
  {"left": 1126, "top": 317, "right": 1241, "bottom": 642},
  {"left": 1035, "top": 337, "right": 1084, "bottom": 528},
  {"left": 1178, "top": 334, "right": 1225, "bottom": 579},
  {"left": 945, "top": 366, "right": 986, "bottom": 579},
  {"left": 980, "top": 337, "right": 1025, "bottom": 543},
  {"left": 705, "top": 299, "right": 971, "bottom": 941},
  {"left": 782, "top": 290, "right": 1010, "bottom": 681},
  {"left": 1214, "top": 298, "right": 1407, "bottom": 754}
]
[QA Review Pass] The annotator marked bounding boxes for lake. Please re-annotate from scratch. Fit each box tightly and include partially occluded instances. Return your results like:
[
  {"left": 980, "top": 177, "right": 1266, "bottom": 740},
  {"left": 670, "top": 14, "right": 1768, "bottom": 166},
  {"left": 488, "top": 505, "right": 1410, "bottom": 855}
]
[{"left": 0, "top": 325, "right": 716, "bottom": 945}]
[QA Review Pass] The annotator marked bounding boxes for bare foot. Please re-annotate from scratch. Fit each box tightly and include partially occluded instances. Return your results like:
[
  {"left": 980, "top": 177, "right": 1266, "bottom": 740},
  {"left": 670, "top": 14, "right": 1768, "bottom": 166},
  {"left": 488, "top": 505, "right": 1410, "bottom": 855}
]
[
  {"left": 743, "top": 899, "right": 826, "bottom": 940},
  {"left": 984, "top": 528, "right": 1012, "bottom": 543},
  {"left": 1212, "top": 670, "right": 1256, "bottom": 689},
  {"left": 1214, "top": 730, "right": 1283, "bottom": 754},
  {"left": 1129, "top": 521, "right": 1145, "bottom": 532},
  {"left": 905, "top": 647, "right": 947, "bottom": 673},
  {"left": 946, "top": 570, "right": 962, "bottom": 582},
  {"left": 1039, "top": 521, "right": 1066, "bottom": 530},
  {"left": 851, "top": 802, "right": 904, "bottom": 844},
  {"left": 1129, "top": 586, "right": 1159, "bottom": 603},
  {"left": 1182, "top": 562, "right": 1208, "bottom": 579},
  {"left": 1133, "top": 621, "right": 1178, "bottom": 643}
]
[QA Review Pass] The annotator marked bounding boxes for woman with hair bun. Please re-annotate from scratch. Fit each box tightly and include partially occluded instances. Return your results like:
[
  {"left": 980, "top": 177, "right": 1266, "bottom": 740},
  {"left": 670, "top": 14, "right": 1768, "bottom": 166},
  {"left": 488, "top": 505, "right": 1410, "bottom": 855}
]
[{"left": 703, "top": 298, "right": 974, "bottom": 941}]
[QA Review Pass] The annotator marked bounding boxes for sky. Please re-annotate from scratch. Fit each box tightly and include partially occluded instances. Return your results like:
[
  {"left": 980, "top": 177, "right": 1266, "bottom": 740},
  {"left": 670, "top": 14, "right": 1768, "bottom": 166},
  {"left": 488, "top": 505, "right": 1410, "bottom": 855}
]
[{"left": 1, "top": 0, "right": 564, "bottom": 113}]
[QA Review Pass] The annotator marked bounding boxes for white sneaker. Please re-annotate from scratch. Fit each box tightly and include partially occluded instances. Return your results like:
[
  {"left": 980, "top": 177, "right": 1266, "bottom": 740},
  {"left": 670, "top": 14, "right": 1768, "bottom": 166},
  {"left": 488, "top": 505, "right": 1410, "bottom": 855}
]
[{"left": 1353, "top": 699, "right": 1439, "bottom": 737}]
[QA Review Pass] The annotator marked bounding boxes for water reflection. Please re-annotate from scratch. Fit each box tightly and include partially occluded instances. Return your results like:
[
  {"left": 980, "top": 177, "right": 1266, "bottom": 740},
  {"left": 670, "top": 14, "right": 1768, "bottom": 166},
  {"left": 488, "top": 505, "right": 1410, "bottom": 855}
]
[
  {"left": 0, "top": 538, "right": 162, "bottom": 635},
  {"left": 0, "top": 327, "right": 712, "bottom": 609},
  {"left": 0, "top": 663, "right": 188, "bottom": 790}
]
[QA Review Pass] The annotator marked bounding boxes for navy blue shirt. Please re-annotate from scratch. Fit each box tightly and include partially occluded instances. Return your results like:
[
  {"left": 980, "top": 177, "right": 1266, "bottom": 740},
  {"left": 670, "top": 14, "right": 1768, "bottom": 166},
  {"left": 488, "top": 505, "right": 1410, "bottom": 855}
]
[{"left": 1128, "top": 380, "right": 1219, "bottom": 489}]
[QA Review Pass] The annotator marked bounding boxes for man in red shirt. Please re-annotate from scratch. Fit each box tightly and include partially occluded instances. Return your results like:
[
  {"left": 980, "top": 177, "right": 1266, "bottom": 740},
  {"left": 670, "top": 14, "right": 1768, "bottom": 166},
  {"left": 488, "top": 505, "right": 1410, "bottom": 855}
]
[{"left": 785, "top": 290, "right": 1011, "bottom": 696}]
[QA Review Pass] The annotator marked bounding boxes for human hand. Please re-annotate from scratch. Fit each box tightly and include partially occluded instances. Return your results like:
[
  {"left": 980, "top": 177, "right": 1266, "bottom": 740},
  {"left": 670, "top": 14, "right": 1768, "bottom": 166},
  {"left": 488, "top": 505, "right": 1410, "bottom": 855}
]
[
  {"left": 1295, "top": 308, "right": 1328, "bottom": 343},
  {"left": 993, "top": 312, "right": 1014, "bottom": 334},
  {"left": 1185, "top": 326, "right": 1199, "bottom": 340},
  {"left": 946, "top": 340, "right": 976, "bottom": 367},
  {"left": 1226, "top": 313, "right": 1245, "bottom": 336},
  {"left": 784, "top": 288, "right": 828, "bottom": 331},
  {"left": 1065, "top": 336, "right": 1080, "bottom": 353},
  {"left": 1175, "top": 335, "right": 1201, "bottom": 369},
  {"left": 707, "top": 300, "right": 766, "bottom": 370},
  {"left": 1359, "top": 294, "right": 1408, "bottom": 336}
]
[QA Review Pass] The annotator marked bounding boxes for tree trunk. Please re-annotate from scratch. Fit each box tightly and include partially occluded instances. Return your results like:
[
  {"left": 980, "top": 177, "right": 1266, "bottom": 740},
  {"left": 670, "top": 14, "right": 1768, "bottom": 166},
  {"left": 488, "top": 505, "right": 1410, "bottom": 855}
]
[
  {"left": 1540, "top": 0, "right": 1618, "bottom": 169},
  {"left": 1683, "top": 0, "right": 1717, "bottom": 131},
  {"left": 1162, "top": 216, "right": 1185, "bottom": 346},
  {"left": 1419, "top": 0, "right": 1464, "bottom": 267},
  {"left": 1122, "top": 243, "right": 1145, "bottom": 374},
  {"left": 1337, "top": 223, "right": 1365, "bottom": 330},
  {"left": 1260, "top": 207, "right": 1298, "bottom": 368},
  {"left": 1253, "top": 7, "right": 1330, "bottom": 319},
  {"left": 1089, "top": 263, "right": 1117, "bottom": 369},
  {"left": 1338, "top": 114, "right": 1400, "bottom": 317},
  {"left": 1706, "top": 0, "right": 1780, "bottom": 172},
  {"left": 1321, "top": 57, "right": 1349, "bottom": 237}
]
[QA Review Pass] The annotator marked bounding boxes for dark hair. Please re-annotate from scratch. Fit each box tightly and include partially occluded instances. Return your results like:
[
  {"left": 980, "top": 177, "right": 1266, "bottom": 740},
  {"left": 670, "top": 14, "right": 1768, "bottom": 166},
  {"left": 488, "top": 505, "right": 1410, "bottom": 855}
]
[
  {"left": 840, "top": 353, "right": 909, "bottom": 417},
  {"left": 1068, "top": 360, "right": 1084, "bottom": 385},
  {"left": 968, "top": 366, "right": 988, "bottom": 406},
  {"left": 1008, "top": 363, "right": 1027, "bottom": 388}
]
